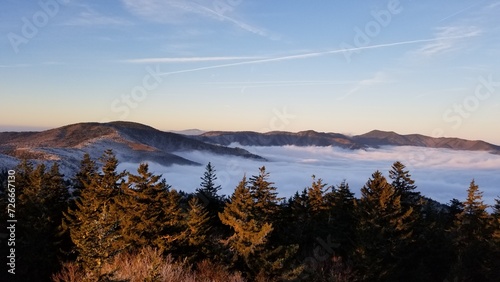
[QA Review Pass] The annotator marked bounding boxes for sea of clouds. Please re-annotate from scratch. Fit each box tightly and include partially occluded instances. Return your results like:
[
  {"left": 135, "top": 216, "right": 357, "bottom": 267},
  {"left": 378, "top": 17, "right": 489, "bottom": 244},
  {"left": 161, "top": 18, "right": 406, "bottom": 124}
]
[{"left": 118, "top": 145, "right": 500, "bottom": 206}]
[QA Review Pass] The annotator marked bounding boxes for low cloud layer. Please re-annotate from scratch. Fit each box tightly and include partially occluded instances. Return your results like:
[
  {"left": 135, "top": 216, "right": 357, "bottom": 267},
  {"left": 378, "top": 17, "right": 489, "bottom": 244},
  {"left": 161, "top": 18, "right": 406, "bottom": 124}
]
[{"left": 118, "top": 145, "right": 500, "bottom": 206}]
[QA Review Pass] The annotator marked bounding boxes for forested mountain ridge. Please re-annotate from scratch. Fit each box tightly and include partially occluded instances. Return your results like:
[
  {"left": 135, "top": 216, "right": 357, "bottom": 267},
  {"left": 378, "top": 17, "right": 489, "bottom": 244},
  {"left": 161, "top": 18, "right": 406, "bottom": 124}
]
[{"left": 197, "top": 129, "right": 500, "bottom": 152}]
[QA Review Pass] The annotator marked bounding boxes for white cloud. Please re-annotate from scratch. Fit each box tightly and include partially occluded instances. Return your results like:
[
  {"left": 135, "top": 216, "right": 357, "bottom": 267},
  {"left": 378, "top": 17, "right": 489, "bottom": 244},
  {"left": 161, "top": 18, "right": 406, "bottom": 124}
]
[
  {"left": 123, "top": 56, "right": 265, "bottom": 64},
  {"left": 64, "top": 9, "right": 133, "bottom": 27},
  {"left": 338, "top": 71, "right": 390, "bottom": 100},
  {"left": 118, "top": 145, "right": 500, "bottom": 206},
  {"left": 121, "top": 0, "right": 270, "bottom": 37},
  {"left": 416, "top": 26, "right": 482, "bottom": 57}
]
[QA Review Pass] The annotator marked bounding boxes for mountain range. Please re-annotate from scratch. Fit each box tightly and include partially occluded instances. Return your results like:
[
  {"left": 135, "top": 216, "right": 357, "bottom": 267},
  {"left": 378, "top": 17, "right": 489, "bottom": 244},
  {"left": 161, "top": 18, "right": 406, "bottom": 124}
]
[{"left": 1, "top": 121, "right": 499, "bottom": 173}]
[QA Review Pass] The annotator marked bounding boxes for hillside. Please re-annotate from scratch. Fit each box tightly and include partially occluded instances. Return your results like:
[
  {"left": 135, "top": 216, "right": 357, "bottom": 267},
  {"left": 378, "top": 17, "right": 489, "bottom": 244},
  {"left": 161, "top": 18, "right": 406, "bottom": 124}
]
[{"left": 0, "top": 121, "right": 265, "bottom": 172}]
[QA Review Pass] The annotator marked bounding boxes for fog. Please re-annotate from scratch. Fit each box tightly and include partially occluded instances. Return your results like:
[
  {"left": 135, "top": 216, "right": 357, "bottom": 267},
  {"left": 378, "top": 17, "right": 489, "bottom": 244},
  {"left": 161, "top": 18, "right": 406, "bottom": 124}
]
[{"left": 118, "top": 145, "right": 500, "bottom": 206}]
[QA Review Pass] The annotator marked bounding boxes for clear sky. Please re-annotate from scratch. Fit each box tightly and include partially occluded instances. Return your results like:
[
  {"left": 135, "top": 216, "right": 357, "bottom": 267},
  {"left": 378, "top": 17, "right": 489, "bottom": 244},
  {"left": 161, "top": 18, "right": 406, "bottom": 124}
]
[{"left": 1, "top": 0, "right": 500, "bottom": 144}]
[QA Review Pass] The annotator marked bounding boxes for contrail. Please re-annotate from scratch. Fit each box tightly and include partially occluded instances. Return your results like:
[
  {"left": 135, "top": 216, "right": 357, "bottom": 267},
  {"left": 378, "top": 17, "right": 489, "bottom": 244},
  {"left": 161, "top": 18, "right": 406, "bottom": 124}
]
[
  {"left": 158, "top": 35, "right": 476, "bottom": 76},
  {"left": 439, "top": 1, "right": 485, "bottom": 22}
]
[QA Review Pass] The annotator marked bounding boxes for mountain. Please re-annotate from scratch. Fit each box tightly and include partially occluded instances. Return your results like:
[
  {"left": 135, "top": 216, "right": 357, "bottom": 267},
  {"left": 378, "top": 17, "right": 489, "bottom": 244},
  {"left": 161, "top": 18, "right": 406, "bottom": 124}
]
[
  {"left": 195, "top": 130, "right": 367, "bottom": 149},
  {"left": 195, "top": 129, "right": 500, "bottom": 153},
  {"left": 2, "top": 123, "right": 499, "bottom": 175},
  {"left": 0, "top": 121, "right": 265, "bottom": 173},
  {"left": 353, "top": 130, "right": 500, "bottom": 152}
]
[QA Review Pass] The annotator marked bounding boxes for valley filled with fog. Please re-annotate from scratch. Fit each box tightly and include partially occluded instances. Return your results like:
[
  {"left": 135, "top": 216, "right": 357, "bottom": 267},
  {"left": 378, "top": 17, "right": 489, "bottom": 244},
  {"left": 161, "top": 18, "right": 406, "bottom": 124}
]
[{"left": 119, "top": 145, "right": 500, "bottom": 206}]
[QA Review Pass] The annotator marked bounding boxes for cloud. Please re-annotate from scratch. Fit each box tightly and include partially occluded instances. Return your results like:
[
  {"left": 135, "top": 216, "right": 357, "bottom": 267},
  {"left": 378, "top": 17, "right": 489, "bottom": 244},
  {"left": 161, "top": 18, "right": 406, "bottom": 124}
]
[
  {"left": 487, "top": 2, "right": 500, "bottom": 9},
  {"left": 118, "top": 145, "right": 500, "bottom": 206},
  {"left": 415, "top": 26, "right": 482, "bottom": 57},
  {"left": 64, "top": 9, "right": 133, "bottom": 27},
  {"left": 121, "top": 0, "right": 270, "bottom": 37},
  {"left": 338, "top": 71, "right": 390, "bottom": 100},
  {"left": 208, "top": 80, "right": 359, "bottom": 90},
  {"left": 122, "top": 56, "right": 266, "bottom": 64}
]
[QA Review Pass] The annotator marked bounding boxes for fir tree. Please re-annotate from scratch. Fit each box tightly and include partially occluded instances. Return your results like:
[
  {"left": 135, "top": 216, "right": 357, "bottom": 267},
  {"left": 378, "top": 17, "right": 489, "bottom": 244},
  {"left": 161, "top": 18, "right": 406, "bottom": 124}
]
[
  {"left": 451, "top": 180, "right": 494, "bottom": 281},
  {"left": 14, "top": 162, "right": 69, "bottom": 281},
  {"left": 389, "top": 161, "right": 419, "bottom": 204},
  {"left": 197, "top": 162, "right": 222, "bottom": 199},
  {"left": 355, "top": 171, "right": 414, "bottom": 281},
  {"left": 219, "top": 176, "right": 274, "bottom": 273},
  {"left": 248, "top": 166, "right": 281, "bottom": 221},
  {"left": 329, "top": 180, "right": 356, "bottom": 258},
  {"left": 195, "top": 162, "right": 225, "bottom": 233},
  {"left": 117, "top": 163, "right": 184, "bottom": 255},
  {"left": 71, "top": 153, "right": 97, "bottom": 201},
  {"left": 492, "top": 197, "right": 500, "bottom": 243},
  {"left": 63, "top": 150, "right": 125, "bottom": 270},
  {"left": 306, "top": 175, "right": 330, "bottom": 216},
  {"left": 183, "top": 196, "right": 213, "bottom": 262}
]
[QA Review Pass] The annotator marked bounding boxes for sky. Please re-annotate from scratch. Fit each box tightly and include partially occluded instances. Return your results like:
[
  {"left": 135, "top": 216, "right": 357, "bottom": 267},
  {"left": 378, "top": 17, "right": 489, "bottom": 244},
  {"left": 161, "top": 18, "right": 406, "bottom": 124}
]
[{"left": 1, "top": 0, "right": 500, "bottom": 144}]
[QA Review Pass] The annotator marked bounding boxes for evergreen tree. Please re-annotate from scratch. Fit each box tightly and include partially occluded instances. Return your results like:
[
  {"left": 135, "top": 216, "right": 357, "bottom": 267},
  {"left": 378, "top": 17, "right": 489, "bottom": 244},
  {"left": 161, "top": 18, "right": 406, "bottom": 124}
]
[
  {"left": 388, "top": 161, "right": 425, "bottom": 279},
  {"left": 71, "top": 153, "right": 97, "bottom": 202},
  {"left": 307, "top": 175, "right": 330, "bottom": 216},
  {"left": 389, "top": 161, "right": 420, "bottom": 204},
  {"left": 183, "top": 196, "right": 213, "bottom": 262},
  {"left": 195, "top": 162, "right": 225, "bottom": 233},
  {"left": 492, "top": 197, "right": 500, "bottom": 243},
  {"left": 117, "top": 163, "right": 184, "bottom": 255},
  {"left": 491, "top": 197, "right": 500, "bottom": 278},
  {"left": 450, "top": 180, "right": 494, "bottom": 281},
  {"left": 248, "top": 166, "right": 280, "bottom": 221},
  {"left": 14, "top": 162, "right": 69, "bottom": 281},
  {"left": 197, "top": 162, "right": 222, "bottom": 199},
  {"left": 329, "top": 180, "right": 356, "bottom": 258},
  {"left": 354, "top": 171, "right": 414, "bottom": 281},
  {"left": 219, "top": 176, "right": 274, "bottom": 274},
  {"left": 63, "top": 150, "right": 125, "bottom": 271}
]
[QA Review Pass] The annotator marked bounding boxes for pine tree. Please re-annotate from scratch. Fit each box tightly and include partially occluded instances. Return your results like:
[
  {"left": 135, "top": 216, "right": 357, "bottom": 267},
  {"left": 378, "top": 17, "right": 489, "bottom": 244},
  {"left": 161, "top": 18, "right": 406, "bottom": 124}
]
[
  {"left": 493, "top": 197, "right": 500, "bottom": 243},
  {"left": 117, "top": 163, "right": 184, "bottom": 255},
  {"left": 183, "top": 197, "right": 213, "bottom": 262},
  {"left": 307, "top": 175, "right": 330, "bottom": 216},
  {"left": 71, "top": 153, "right": 97, "bottom": 202},
  {"left": 63, "top": 150, "right": 125, "bottom": 271},
  {"left": 197, "top": 162, "right": 222, "bottom": 199},
  {"left": 329, "top": 180, "right": 356, "bottom": 258},
  {"left": 388, "top": 161, "right": 425, "bottom": 279},
  {"left": 491, "top": 197, "right": 500, "bottom": 278},
  {"left": 389, "top": 161, "right": 419, "bottom": 204},
  {"left": 248, "top": 166, "right": 281, "bottom": 221},
  {"left": 14, "top": 162, "right": 69, "bottom": 281},
  {"left": 195, "top": 162, "right": 225, "bottom": 233},
  {"left": 219, "top": 176, "right": 274, "bottom": 272},
  {"left": 354, "top": 171, "right": 414, "bottom": 281},
  {"left": 451, "top": 180, "right": 494, "bottom": 281}
]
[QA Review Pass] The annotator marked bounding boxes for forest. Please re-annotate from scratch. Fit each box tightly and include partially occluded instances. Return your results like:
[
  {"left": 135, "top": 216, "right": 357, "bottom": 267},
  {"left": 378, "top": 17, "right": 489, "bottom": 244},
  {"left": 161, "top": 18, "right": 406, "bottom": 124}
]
[{"left": 0, "top": 149, "right": 499, "bottom": 281}]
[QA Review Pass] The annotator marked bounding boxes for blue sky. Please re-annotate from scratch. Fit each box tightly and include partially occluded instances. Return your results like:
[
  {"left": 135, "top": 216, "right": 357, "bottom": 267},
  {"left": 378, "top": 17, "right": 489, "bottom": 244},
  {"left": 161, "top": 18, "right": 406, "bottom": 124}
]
[{"left": 1, "top": 0, "right": 500, "bottom": 144}]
